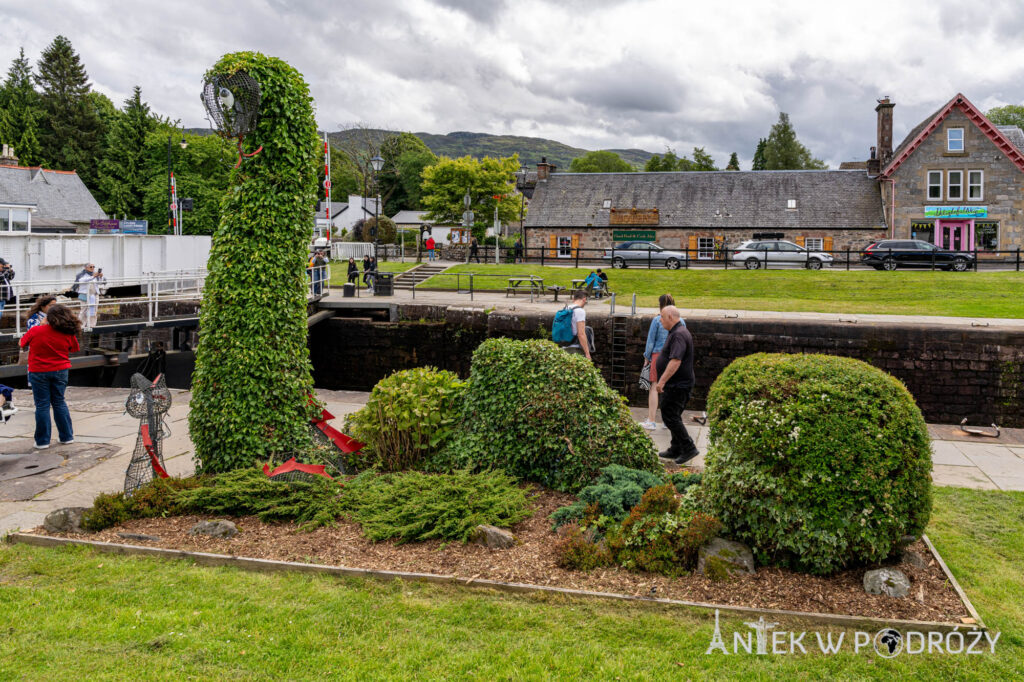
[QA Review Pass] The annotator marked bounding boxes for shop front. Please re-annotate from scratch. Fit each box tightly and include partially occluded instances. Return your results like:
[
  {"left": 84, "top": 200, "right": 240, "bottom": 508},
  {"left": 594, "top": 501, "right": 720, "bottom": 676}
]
[{"left": 921, "top": 206, "right": 988, "bottom": 251}]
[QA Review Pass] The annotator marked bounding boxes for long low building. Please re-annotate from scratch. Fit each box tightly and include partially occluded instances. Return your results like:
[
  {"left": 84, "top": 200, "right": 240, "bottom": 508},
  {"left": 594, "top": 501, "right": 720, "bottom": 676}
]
[{"left": 523, "top": 93, "right": 1024, "bottom": 259}]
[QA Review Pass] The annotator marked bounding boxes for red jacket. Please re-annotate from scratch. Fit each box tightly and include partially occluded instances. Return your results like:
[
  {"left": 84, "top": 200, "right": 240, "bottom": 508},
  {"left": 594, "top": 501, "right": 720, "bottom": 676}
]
[
  {"left": 425, "top": 238, "right": 435, "bottom": 250},
  {"left": 20, "top": 324, "right": 80, "bottom": 373}
]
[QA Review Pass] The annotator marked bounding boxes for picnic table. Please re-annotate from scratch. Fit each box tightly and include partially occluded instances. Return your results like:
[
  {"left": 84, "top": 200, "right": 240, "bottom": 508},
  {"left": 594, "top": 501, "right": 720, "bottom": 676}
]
[
  {"left": 571, "top": 278, "right": 610, "bottom": 298},
  {"left": 506, "top": 276, "right": 545, "bottom": 297}
]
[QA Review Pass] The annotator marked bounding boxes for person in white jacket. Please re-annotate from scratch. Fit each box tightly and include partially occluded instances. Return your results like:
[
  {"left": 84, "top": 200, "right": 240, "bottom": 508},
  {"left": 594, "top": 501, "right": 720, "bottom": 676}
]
[{"left": 78, "top": 267, "right": 107, "bottom": 331}]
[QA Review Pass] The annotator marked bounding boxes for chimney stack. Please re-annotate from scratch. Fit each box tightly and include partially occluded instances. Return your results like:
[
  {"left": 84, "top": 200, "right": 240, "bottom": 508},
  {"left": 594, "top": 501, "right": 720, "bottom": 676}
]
[
  {"left": 536, "top": 156, "right": 555, "bottom": 181},
  {"left": 866, "top": 146, "right": 880, "bottom": 175},
  {"left": 875, "top": 97, "right": 895, "bottom": 165},
  {"left": 0, "top": 144, "right": 19, "bottom": 167}
]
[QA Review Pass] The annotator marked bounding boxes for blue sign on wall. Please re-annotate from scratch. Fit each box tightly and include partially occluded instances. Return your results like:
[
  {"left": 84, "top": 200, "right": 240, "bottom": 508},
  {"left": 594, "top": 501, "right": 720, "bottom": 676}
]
[
  {"left": 923, "top": 206, "right": 988, "bottom": 219},
  {"left": 120, "top": 220, "right": 148, "bottom": 234}
]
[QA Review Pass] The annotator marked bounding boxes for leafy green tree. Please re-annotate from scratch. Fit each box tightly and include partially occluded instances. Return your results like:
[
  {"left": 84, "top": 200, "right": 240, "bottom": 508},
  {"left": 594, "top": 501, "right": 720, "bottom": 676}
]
[
  {"left": 691, "top": 147, "right": 718, "bottom": 171},
  {"left": 644, "top": 148, "right": 692, "bottom": 172},
  {"left": 98, "top": 86, "right": 154, "bottom": 218},
  {"left": 568, "top": 150, "right": 634, "bottom": 172},
  {"left": 762, "top": 113, "right": 827, "bottom": 170},
  {"left": 318, "top": 146, "right": 361, "bottom": 203},
  {"left": 353, "top": 215, "right": 397, "bottom": 242},
  {"left": 189, "top": 52, "right": 321, "bottom": 472},
  {"left": 751, "top": 138, "right": 766, "bottom": 170},
  {"left": 378, "top": 132, "right": 437, "bottom": 213},
  {"left": 420, "top": 155, "right": 522, "bottom": 235},
  {"left": 35, "top": 35, "right": 105, "bottom": 188},
  {"left": 986, "top": 104, "right": 1024, "bottom": 129},
  {"left": 0, "top": 48, "right": 44, "bottom": 166},
  {"left": 726, "top": 152, "right": 740, "bottom": 171}
]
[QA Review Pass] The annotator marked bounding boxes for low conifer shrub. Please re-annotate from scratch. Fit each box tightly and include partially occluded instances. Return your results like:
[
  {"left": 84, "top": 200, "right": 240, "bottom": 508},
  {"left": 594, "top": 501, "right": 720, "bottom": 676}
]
[{"left": 550, "top": 464, "right": 665, "bottom": 530}]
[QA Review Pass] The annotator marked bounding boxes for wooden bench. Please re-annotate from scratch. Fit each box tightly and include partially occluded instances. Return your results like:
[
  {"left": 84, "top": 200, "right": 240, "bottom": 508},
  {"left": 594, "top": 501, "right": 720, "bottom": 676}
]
[{"left": 506, "top": 276, "right": 545, "bottom": 297}]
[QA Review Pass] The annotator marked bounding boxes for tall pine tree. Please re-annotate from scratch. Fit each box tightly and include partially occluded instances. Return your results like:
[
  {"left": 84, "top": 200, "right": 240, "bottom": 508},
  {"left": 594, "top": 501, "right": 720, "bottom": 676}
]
[
  {"left": 99, "top": 86, "right": 154, "bottom": 218},
  {"left": 761, "top": 113, "right": 827, "bottom": 170},
  {"left": 751, "top": 138, "right": 767, "bottom": 170},
  {"left": 35, "top": 35, "right": 105, "bottom": 187},
  {"left": 0, "top": 48, "right": 44, "bottom": 166},
  {"left": 726, "top": 152, "right": 740, "bottom": 170}
]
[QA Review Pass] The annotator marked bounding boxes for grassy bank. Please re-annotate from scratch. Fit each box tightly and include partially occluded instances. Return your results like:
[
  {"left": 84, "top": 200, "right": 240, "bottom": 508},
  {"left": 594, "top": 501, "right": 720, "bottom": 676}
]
[
  {"left": 422, "top": 265, "right": 1024, "bottom": 318},
  {"left": 0, "top": 486, "right": 1021, "bottom": 679},
  {"left": 328, "top": 260, "right": 417, "bottom": 286}
]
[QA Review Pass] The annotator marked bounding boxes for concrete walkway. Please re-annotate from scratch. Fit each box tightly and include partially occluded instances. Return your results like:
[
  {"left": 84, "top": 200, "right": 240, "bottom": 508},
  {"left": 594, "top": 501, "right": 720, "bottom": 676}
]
[{"left": 1, "top": 387, "right": 1022, "bottom": 535}]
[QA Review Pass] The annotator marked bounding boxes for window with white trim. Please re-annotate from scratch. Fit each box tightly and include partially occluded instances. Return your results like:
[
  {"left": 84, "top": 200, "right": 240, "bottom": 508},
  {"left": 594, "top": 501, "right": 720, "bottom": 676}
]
[
  {"left": 947, "top": 170, "right": 963, "bottom": 200},
  {"left": 602, "top": 199, "right": 611, "bottom": 209},
  {"left": 947, "top": 128, "right": 964, "bottom": 152},
  {"left": 557, "top": 236, "right": 572, "bottom": 257},
  {"left": 786, "top": 199, "right": 797, "bottom": 209},
  {"left": 927, "top": 171, "right": 943, "bottom": 200},
  {"left": 805, "top": 238, "right": 823, "bottom": 251},
  {"left": 697, "top": 237, "right": 715, "bottom": 260},
  {"left": 967, "top": 170, "right": 983, "bottom": 200}
]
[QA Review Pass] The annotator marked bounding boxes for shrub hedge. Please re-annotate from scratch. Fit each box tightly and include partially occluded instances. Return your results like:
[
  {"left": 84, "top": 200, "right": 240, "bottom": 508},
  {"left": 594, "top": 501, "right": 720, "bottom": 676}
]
[
  {"left": 550, "top": 465, "right": 667, "bottom": 530},
  {"left": 430, "top": 338, "right": 659, "bottom": 492},
  {"left": 344, "top": 367, "right": 466, "bottom": 471},
  {"left": 703, "top": 353, "right": 933, "bottom": 575}
]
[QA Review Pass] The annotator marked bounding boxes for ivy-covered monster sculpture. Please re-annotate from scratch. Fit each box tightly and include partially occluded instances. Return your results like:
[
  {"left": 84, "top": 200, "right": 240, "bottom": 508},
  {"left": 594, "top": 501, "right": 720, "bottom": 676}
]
[{"left": 189, "top": 53, "right": 320, "bottom": 472}]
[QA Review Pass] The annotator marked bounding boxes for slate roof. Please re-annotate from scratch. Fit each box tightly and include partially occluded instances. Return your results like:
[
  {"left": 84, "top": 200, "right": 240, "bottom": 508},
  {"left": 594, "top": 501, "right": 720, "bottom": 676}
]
[
  {"left": 391, "top": 210, "right": 433, "bottom": 224},
  {"left": 524, "top": 170, "right": 886, "bottom": 230},
  {"left": 314, "top": 201, "right": 348, "bottom": 220},
  {"left": 996, "top": 125, "right": 1024, "bottom": 153},
  {"left": 0, "top": 166, "right": 105, "bottom": 222}
]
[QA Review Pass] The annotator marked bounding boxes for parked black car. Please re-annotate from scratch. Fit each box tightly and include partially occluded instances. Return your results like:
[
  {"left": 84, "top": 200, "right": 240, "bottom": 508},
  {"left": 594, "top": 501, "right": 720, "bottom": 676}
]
[{"left": 860, "top": 239, "right": 975, "bottom": 271}]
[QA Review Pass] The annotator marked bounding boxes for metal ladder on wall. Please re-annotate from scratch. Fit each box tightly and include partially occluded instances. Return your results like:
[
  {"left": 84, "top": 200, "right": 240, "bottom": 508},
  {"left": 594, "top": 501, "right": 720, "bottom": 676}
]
[{"left": 609, "top": 314, "right": 629, "bottom": 393}]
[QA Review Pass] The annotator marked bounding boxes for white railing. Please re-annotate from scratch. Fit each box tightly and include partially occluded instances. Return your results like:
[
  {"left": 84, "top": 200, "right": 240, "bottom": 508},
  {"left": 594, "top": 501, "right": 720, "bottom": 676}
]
[{"left": 331, "top": 242, "right": 375, "bottom": 261}]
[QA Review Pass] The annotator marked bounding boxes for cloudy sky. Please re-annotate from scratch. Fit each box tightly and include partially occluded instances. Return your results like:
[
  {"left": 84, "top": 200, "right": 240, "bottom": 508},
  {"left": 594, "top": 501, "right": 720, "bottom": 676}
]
[{"left": 3, "top": 0, "right": 1024, "bottom": 168}]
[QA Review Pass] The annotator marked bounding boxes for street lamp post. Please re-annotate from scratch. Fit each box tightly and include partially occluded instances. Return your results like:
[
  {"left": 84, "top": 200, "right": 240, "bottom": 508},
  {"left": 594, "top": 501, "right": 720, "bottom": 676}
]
[
  {"left": 516, "top": 164, "right": 527, "bottom": 260},
  {"left": 166, "top": 131, "right": 187, "bottom": 235},
  {"left": 370, "top": 154, "right": 384, "bottom": 261}
]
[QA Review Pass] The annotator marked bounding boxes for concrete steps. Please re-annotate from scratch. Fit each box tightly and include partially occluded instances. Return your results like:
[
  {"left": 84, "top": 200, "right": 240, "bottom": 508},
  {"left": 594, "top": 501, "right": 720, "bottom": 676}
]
[{"left": 394, "top": 264, "right": 449, "bottom": 290}]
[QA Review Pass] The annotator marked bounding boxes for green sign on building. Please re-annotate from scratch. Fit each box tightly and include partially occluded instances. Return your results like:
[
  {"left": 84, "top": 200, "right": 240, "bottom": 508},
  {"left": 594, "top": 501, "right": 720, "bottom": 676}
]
[{"left": 612, "top": 230, "right": 657, "bottom": 241}]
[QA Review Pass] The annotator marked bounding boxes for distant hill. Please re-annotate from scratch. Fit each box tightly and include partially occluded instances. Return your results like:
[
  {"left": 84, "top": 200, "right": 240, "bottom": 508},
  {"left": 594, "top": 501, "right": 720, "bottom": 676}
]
[{"left": 326, "top": 128, "right": 655, "bottom": 170}]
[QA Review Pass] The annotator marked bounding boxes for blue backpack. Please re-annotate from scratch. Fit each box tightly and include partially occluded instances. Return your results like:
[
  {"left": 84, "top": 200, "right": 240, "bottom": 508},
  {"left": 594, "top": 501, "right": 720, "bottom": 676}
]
[{"left": 552, "top": 306, "right": 576, "bottom": 343}]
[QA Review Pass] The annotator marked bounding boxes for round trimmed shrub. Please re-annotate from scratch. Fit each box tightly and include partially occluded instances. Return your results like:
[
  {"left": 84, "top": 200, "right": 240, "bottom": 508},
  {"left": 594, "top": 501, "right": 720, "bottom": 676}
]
[
  {"left": 430, "top": 338, "right": 659, "bottom": 492},
  {"left": 703, "top": 353, "right": 932, "bottom": 575},
  {"left": 343, "top": 367, "right": 466, "bottom": 471}
]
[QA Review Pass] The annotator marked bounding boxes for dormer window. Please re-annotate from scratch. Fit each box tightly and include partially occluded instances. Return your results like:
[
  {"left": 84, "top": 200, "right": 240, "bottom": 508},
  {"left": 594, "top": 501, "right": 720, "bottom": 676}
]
[
  {"left": 602, "top": 199, "right": 611, "bottom": 209},
  {"left": 947, "top": 128, "right": 965, "bottom": 152},
  {"left": 786, "top": 199, "right": 797, "bottom": 209}
]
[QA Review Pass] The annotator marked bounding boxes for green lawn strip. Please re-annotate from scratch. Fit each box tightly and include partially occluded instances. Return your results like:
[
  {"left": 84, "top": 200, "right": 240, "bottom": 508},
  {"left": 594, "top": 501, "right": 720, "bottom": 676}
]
[
  {"left": 328, "top": 260, "right": 418, "bottom": 285},
  {"left": 420, "top": 265, "right": 1024, "bottom": 318},
  {"left": 0, "top": 487, "right": 1020, "bottom": 679}
]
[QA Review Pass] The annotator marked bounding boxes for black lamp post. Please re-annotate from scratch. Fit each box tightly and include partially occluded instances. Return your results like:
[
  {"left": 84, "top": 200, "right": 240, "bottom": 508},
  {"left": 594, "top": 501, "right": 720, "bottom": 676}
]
[
  {"left": 370, "top": 154, "right": 384, "bottom": 260},
  {"left": 166, "top": 130, "right": 187, "bottom": 234},
  {"left": 516, "top": 164, "right": 527, "bottom": 259}
]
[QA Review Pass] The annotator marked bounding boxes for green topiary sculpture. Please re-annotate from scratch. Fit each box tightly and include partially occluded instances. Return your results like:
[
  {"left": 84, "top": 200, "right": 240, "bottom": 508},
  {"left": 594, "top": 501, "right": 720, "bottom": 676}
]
[
  {"left": 188, "top": 52, "right": 320, "bottom": 472},
  {"left": 703, "top": 353, "right": 933, "bottom": 575},
  {"left": 430, "top": 338, "right": 660, "bottom": 492}
]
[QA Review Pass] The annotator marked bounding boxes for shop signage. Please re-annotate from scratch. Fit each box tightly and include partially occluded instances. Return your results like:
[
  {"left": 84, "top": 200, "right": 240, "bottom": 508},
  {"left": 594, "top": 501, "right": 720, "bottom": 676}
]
[
  {"left": 924, "top": 206, "right": 987, "bottom": 219},
  {"left": 612, "top": 230, "right": 657, "bottom": 241},
  {"left": 89, "top": 219, "right": 120, "bottom": 233},
  {"left": 609, "top": 208, "right": 659, "bottom": 226},
  {"left": 120, "top": 220, "right": 148, "bottom": 234}
]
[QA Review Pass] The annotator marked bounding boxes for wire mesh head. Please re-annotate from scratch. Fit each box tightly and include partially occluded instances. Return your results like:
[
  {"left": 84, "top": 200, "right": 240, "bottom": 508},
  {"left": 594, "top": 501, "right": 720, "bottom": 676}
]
[
  {"left": 201, "top": 70, "right": 261, "bottom": 139},
  {"left": 125, "top": 372, "right": 171, "bottom": 419}
]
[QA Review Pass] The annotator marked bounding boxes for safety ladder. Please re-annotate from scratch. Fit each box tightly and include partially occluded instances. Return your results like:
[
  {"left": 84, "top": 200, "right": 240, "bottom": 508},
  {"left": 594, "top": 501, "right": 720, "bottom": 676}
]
[{"left": 609, "top": 314, "right": 630, "bottom": 392}]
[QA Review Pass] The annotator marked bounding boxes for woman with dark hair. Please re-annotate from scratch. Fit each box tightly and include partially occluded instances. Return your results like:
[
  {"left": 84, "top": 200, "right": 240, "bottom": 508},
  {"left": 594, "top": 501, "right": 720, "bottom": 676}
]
[
  {"left": 26, "top": 295, "right": 57, "bottom": 330},
  {"left": 19, "top": 304, "right": 80, "bottom": 449},
  {"left": 640, "top": 294, "right": 682, "bottom": 431},
  {"left": 347, "top": 257, "right": 359, "bottom": 284}
]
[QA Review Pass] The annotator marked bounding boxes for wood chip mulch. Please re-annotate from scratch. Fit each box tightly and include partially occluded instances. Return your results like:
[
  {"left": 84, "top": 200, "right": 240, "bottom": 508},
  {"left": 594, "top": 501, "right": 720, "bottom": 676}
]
[{"left": 35, "top": 489, "right": 968, "bottom": 623}]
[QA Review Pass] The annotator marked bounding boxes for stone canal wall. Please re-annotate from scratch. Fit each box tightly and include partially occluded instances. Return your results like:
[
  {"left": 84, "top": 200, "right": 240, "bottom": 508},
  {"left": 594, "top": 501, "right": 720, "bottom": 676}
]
[{"left": 309, "top": 304, "right": 1024, "bottom": 427}]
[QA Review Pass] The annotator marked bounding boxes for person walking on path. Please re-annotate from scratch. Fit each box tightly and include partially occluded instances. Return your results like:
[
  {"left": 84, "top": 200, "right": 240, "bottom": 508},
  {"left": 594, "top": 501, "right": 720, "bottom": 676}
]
[
  {"left": 19, "top": 303, "right": 80, "bottom": 449},
  {"left": 0, "top": 259, "right": 15, "bottom": 317},
  {"left": 640, "top": 294, "right": 683, "bottom": 430},
  {"left": 561, "top": 290, "right": 594, "bottom": 360},
  {"left": 425, "top": 235, "right": 436, "bottom": 262},
  {"left": 468, "top": 237, "right": 480, "bottom": 264},
  {"left": 347, "top": 257, "right": 359, "bottom": 283},
  {"left": 514, "top": 237, "right": 524, "bottom": 263},
  {"left": 654, "top": 305, "right": 698, "bottom": 464}
]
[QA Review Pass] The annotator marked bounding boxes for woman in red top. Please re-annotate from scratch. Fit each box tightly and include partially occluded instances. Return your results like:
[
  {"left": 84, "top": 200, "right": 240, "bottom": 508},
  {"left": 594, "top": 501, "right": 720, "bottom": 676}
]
[{"left": 19, "top": 304, "right": 80, "bottom": 449}]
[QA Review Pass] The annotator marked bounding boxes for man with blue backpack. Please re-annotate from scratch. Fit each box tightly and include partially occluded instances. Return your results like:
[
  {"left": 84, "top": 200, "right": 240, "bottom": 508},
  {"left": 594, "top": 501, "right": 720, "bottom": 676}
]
[{"left": 552, "top": 290, "right": 594, "bottom": 360}]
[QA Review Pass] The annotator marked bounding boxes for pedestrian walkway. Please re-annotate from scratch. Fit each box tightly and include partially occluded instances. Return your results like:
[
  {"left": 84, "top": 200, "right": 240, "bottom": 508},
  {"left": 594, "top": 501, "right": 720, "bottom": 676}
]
[{"left": 1, "top": 388, "right": 1022, "bottom": 535}]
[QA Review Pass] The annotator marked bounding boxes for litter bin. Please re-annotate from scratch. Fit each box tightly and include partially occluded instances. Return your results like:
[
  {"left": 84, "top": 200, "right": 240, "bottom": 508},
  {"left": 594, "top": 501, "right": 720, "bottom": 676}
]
[
  {"left": 342, "top": 283, "right": 355, "bottom": 298},
  {"left": 374, "top": 272, "right": 394, "bottom": 296}
]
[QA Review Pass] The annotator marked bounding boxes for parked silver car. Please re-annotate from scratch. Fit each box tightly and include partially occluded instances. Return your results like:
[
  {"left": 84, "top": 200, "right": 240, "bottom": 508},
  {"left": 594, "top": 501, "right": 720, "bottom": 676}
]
[
  {"left": 731, "top": 240, "right": 834, "bottom": 270},
  {"left": 601, "top": 241, "right": 689, "bottom": 269}
]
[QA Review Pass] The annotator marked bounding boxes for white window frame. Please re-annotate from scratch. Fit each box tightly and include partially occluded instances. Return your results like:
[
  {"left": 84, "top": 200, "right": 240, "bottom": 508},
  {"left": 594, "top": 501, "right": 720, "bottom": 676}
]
[
  {"left": 786, "top": 199, "right": 797, "bottom": 209},
  {"left": 602, "top": 199, "right": 611, "bottom": 209},
  {"left": 0, "top": 205, "right": 32, "bottom": 232},
  {"left": 557, "top": 236, "right": 572, "bottom": 258},
  {"left": 805, "top": 237, "right": 824, "bottom": 251},
  {"left": 947, "top": 170, "right": 963, "bottom": 201},
  {"left": 967, "top": 170, "right": 983, "bottom": 201},
  {"left": 927, "top": 170, "right": 943, "bottom": 201},
  {"left": 697, "top": 236, "right": 715, "bottom": 260},
  {"left": 947, "top": 127, "right": 965, "bottom": 152}
]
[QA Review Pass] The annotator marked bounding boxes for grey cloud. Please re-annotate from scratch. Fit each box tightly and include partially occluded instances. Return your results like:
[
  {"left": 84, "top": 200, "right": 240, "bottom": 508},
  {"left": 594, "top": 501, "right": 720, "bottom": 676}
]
[{"left": 428, "top": 0, "right": 509, "bottom": 24}]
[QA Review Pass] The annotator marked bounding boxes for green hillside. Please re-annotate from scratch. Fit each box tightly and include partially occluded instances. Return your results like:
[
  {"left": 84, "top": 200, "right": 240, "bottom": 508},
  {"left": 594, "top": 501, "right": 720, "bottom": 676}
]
[{"left": 325, "top": 128, "right": 655, "bottom": 170}]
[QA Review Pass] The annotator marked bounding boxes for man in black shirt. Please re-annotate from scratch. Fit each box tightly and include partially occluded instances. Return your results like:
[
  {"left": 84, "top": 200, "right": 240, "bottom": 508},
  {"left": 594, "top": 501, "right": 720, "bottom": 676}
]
[{"left": 654, "top": 305, "right": 698, "bottom": 464}]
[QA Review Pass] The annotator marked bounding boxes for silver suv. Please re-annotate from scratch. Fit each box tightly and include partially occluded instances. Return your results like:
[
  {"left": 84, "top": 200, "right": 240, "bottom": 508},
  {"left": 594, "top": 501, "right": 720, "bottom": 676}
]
[{"left": 731, "top": 240, "right": 834, "bottom": 270}]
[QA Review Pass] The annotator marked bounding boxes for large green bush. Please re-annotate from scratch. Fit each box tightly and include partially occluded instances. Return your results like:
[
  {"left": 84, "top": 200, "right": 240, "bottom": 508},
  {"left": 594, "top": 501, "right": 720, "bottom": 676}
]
[
  {"left": 189, "top": 52, "right": 321, "bottom": 472},
  {"left": 430, "top": 338, "right": 659, "bottom": 492},
  {"left": 703, "top": 353, "right": 933, "bottom": 575},
  {"left": 344, "top": 367, "right": 466, "bottom": 471}
]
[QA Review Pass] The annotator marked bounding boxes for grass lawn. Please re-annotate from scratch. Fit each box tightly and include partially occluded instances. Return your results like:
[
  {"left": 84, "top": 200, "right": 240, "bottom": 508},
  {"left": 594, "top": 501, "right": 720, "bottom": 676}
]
[
  {"left": 328, "top": 260, "right": 418, "bottom": 286},
  {"left": 1, "top": 487, "right": 1021, "bottom": 680},
  {"left": 423, "top": 265, "right": 1024, "bottom": 318}
]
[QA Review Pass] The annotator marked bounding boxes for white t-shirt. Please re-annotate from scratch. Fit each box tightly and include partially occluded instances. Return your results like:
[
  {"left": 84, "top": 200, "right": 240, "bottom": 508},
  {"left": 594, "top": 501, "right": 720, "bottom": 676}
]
[{"left": 567, "top": 305, "right": 586, "bottom": 346}]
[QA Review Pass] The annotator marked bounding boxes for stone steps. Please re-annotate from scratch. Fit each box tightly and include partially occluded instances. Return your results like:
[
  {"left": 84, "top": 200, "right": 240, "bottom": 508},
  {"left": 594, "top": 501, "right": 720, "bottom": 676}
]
[{"left": 394, "top": 265, "right": 449, "bottom": 289}]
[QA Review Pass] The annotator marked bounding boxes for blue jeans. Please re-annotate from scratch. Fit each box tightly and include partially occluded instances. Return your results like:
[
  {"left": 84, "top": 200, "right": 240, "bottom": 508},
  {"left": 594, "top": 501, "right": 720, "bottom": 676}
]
[{"left": 29, "top": 369, "right": 73, "bottom": 446}]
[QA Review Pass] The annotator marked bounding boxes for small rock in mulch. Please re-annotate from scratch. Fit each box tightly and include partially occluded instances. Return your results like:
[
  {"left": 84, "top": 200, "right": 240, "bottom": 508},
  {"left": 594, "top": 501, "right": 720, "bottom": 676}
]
[
  {"left": 864, "top": 568, "right": 911, "bottom": 598},
  {"left": 116, "top": 532, "right": 162, "bottom": 543},
  {"left": 470, "top": 524, "right": 515, "bottom": 549},
  {"left": 902, "top": 548, "right": 930, "bottom": 570},
  {"left": 697, "top": 537, "right": 755, "bottom": 580},
  {"left": 189, "top": 520, "right": 238, "bottom": 539},
  {"left": 43, "top": 507, "right": 89, "bottom": 534}
]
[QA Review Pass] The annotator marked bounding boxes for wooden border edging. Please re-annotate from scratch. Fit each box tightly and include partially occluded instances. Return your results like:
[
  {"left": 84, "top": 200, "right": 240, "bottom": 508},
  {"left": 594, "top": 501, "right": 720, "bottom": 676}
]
[
  {"left": 922, "top": 534, "right": 985, "bottom": 628},
  {"left": 5, "top": 532, "right": 983, "bottom": 634}
]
